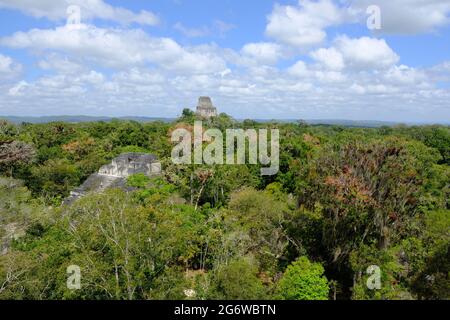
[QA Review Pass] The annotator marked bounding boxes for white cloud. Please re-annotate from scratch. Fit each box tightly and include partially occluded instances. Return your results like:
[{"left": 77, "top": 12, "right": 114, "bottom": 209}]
[
  {"left": 112, "top": 68, "right": 165, "bottom": 85},
  {"left": 350, "top": 0, "right": 450, "bottom": 34},
  {"left": 1, "top": 59, "right": 448, "bottom": 122},
  {"left": 0, "top": 1, "right": 449, "bottom": 122},
  {"left": 214, "top": 20, "right": 236, "bottom": 36},
  {"left": 173, "top": 20, "right": 235, "bottom": 38},
  {"left": 37, "top": 53, "right": 86, "bottom": 74},
  {"left": 79, "top": 70, "right": 104, "bottom": 85},
  {"left": 7, "top": 81, "right": 27, "bottom": 96},
  {"left": 287, "top": 61, "right": 309, "bottom": 77},
  {"left": 287, "top": 58, "right": 346, "bottom": 83},
  {"left": 383, "top": 65, "right": 427, "bottom": 86},
  {"left": 314, "top": 70, "right": 346, "bottom": 83},
  {"left": 265, "top": 0, "right": 344, "bottom": 49},
  {"left": 265, "top": 0, "right": 450, "bottom": 45},
  {"left": 0, "top": 54, "right": 15, "bottom": 72},
  {"left": 333, "top": 36, "right": 399, "bottom": 70},
  {"left": 241, "top": 42, "right": 284, "bottom": 65},
  {"left": 310, "top": 47, "right": 345, "bottom": 70},
  {"left": 0, "top": 54, "right": 22, "bottom": 79},
  {"left": 0, "top": 25, "right": 226, "bottom": 74},
  {"left": 429, "top": 61, "right": 450, "bottom": 83},
  {"left": 0, "top": 0, "right": 159, "bottom": 26},
  {"left": 174, "top": 22, "right": 211, "bottom": 38}
]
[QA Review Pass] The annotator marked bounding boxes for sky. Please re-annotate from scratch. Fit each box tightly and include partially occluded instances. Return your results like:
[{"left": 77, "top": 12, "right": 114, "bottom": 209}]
[{"left": 0, "top": 0, "right": 449, "bottom": 122}]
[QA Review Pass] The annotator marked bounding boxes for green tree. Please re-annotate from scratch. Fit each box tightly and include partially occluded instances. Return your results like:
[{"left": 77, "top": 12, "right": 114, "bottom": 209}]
[
  {"left": 350, "top": 244, "right": 413, "bottom": 300},
  {"left": 277, "top": 256, "right": 329, "bottom": 300},
  {"left": 410, "top": 210, "right": 450, "bottom": 299},
  {"left": 207, "top": 257, "right": 266, "bottom": 300},
  {"left": 30, "top": 159, "right": 80, "bottom": 201},
  {"left": 0, "top": 141, "right": 36, "bottom": 176},
  {"left": 227, "top": 187, "right": 294, "bottom": 272},
  {"left": 299, "top": 139, "right": 442, "bottom": 263},
  {"left": 181, "top": 108, "right": 195, "bottom": 118}
]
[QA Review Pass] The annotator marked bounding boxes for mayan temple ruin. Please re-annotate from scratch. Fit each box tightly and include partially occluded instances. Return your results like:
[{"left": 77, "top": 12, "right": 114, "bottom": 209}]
[
  {"left": 64, "top": 153, "right": 161, "bottom": 204},
  {"left": 196, "top": 96, "right": 218, "bottom": 118}
]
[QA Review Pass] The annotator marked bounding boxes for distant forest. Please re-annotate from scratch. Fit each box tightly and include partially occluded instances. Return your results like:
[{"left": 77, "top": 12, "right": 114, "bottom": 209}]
[
  {"left": 0, "top": 113, "right": 448, "bottom": 300},
  {"left": 3, "top": 115, "right": 433, "bottom": 127}
]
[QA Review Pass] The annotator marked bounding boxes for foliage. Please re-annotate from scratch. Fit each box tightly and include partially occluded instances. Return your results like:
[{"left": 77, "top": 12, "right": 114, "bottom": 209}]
[
  {"left": 299, "top": 139, "right": 443, "bottom": 263},
  {"left": 277, "top": 256, "right": 329, "bottom": 300},
  {"left": 207, "top": 257, "right": 266, "bottom": 300},
  {"left": 0, "top": 118, "right": 448, "bottom": 300}
]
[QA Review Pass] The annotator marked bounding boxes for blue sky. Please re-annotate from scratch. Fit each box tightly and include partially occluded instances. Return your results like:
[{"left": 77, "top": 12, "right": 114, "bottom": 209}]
[{"left": 0, "top": 0, "right": 449, "bottom": 122}]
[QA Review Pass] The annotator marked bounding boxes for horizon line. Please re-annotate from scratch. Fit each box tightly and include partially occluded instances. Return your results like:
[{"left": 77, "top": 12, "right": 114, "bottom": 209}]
[{"left": 1, "top": 115, "right": 449, "bottom": 126}]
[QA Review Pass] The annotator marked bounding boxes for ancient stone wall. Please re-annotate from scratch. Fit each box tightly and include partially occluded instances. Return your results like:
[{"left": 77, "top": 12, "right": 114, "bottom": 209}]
[
  {"left": 196, "top": 96, "right": 218, "bottom": 118},
  {"left": 64, "top": 153, "right": 161, "bottom": 204},
  {"left": 98, "top": 153, "right": 161, "bottom": 177}
]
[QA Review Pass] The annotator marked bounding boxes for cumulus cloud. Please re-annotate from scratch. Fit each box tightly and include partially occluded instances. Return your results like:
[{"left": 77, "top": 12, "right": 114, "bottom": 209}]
[
  {"left": 287, "top": 57, "right": 346, "bottom": 83},
  {"left": 0, "top": 25, "right": 227, "bottom": 74},
  {"left": 0, "top": 58, "right": 448, "bottom": 122},
  {"left": 332, "top": 36, "right": 399, "bottom": 70},
  {"left": 429, "top": 61, "right": 450, "bottom": 83},
  {"left": 8, "top": 80, "right": 28, "bottom": 96},
  {"left": 241, "top": 42, "right": 284, "bottom": 65},
  {"left": 265, "top": 0, "right": 450, "bottom": 44},
  {"left": 0, "top": 26, "right": 445, "bottom": 122},
  {"left": 310, "top": 47, "right": 345, "bottom": 71},
  {"left": 0, "top": 54, "right": 16, "bottom": 72},
  {"left": 265, "top": 0, "right": 345, "bottom": 49},
  {"left": 298, "top": 35, "right": 399, "bottom": 73},
  {"left": 0, "top": 0, "right": 159, "bottom": 26},
  {"left": 0, "top": 54, "right": 22, "bottom": 79},
  {"left": 350, "top": 0, "right": 450, "bottom": 34},
  {"left": 0, "top": 1, "right": 449, "bottom": 122},
  {"left": 37, "top": 53, "right": 86, "bottom": 74},
  {"left": 287, "top": 61, "right": 309, "bottom": 77},
  {"left": 383, "top": 65, "right": 428, "bottom": 86}
]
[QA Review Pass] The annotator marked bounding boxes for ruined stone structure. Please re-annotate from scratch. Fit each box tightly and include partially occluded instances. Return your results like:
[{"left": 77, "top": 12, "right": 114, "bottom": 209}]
[
  {"left": 65, "top": 153, "right": 161, "bottom": 204},
  {"left": 98, "top": 153, "right": 161, "bottom": 177},
  {"left": 196, "top": 96, "right": 218, "bottom": 118}
]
